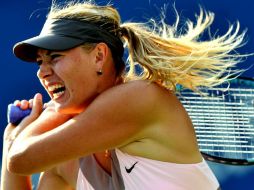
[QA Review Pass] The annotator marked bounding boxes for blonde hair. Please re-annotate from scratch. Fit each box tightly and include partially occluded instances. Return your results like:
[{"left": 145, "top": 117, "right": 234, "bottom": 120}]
[{"left": 48, "top": 0, "right": 248, "bottom": 91}]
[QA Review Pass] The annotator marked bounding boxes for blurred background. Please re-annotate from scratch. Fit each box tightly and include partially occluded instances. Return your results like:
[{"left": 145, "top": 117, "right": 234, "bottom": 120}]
[{"left": 0, "top": 0, "right": 254, "bottom": 189}]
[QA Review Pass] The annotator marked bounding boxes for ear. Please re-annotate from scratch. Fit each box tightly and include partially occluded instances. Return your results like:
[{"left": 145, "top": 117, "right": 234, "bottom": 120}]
[{"left": 93, "top": 42, "right": 109, "bottom": 70}]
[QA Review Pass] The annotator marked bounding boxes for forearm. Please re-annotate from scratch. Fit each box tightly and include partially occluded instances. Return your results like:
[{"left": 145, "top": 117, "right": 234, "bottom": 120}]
[
  {"left": 2, "top": 95, "right": 72, "bottom": 179},
  {"left": 17, "top": 106, "right": 73, "bottom": 138},
  {"left": 1, "top": 143, "right": 32, "bottom": 190}
]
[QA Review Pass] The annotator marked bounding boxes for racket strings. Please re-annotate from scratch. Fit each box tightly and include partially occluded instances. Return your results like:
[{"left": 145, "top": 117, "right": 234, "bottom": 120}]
[{"left": 178, "top": 78, "right": 254, "bottom": 164}]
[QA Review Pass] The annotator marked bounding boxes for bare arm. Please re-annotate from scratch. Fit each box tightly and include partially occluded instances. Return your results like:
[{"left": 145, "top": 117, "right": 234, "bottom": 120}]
[
  {"left": 7, "top": 81, "right": 161, "bottom": 175},
  {"left": 1, "top": 95, "right": 74, "bottom": 189},
  {"left": 1, "top": 125, "right": 32, "bottom": 190}
]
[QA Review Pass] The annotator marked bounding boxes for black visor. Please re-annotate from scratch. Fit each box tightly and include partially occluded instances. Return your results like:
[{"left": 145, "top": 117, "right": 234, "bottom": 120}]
[{"left": 13, "top": 18, "right": 124, "bottom": 62}]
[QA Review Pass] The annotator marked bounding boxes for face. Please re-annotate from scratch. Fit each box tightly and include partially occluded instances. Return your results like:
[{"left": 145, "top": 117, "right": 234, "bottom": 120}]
[{"left": 36, "top": 46, "right": 102, "bottom": 114}]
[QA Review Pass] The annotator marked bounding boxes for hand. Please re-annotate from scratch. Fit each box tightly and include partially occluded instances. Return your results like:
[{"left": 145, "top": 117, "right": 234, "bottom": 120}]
[
  {"left": 3, "top": 93, "right": 43, "bottom": 150},
  {"left": 3, "top": 94, "right": 73, "bottom": 176},
  {"left": 30, "top": 100, "right": 74, "bottom": 134},
  {"left": 1, "top": 93, "right": 43, "bottom": 190},
  {"left": 4, "top": 93, "right": 73, "bottom": 151}
]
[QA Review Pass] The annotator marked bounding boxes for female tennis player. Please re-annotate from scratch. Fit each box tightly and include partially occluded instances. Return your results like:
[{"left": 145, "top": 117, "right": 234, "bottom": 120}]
[{"left": 1, "top": 1, "right": 247, "bottom": 189}]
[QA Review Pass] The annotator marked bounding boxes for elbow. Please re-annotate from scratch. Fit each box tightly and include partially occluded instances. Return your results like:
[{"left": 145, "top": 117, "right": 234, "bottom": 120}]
[{"left": 7, "top": 148, "right": 35, "bottom": 175}]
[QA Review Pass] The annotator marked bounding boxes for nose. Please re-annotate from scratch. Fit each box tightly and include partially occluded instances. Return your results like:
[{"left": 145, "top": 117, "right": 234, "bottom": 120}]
[{"left": 37, "top": 62, "right": 53, "bottom": 79}]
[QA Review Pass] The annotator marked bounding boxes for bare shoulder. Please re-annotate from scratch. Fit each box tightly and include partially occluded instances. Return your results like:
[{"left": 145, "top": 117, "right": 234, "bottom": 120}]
[
  {"left": 111, "top": 80, "right": 189, "bottom": 130},
  {"left": 113, "top": 81, "right": 201, "bottom": 163},
  {"left": 113, "top": 80, "right": 171, "bottom": 97},
  {"left": 89, "top": 79, "right": 182, "bottom": 141},
  {"left": 100, "top": 80, "right": 180, "bottom": 112}
]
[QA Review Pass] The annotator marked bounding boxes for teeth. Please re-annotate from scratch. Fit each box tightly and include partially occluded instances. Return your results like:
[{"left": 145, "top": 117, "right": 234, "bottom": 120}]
[
  {"left": 53, "top": 91, "right": 65, "bottom": 99},
  {"left": 47, "top": 84, "right": 65, "bottom": 99},
  {"left": 48, "top": 84, "right": 64, "bottom": 92}
]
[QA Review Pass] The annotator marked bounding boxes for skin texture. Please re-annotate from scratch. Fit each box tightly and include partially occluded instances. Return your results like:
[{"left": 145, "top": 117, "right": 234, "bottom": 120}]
[{"left": 1, "top": 43, "right": 202, "bottom": 190}]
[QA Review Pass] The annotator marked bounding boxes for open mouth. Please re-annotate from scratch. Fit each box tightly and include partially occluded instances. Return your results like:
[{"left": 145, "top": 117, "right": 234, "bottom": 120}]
[{"left": 48, "top": 84, "right": 66, "bottom": 99}]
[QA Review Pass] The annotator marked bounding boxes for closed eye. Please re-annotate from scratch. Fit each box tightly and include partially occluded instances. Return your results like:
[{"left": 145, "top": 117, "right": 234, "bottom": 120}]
[{"left": 50, "top": 54, "right": 62, "bottom": 60}]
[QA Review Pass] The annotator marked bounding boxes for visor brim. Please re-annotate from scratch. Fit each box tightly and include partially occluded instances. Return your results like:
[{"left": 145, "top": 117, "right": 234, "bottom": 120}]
[{"left": 13, "top": 35, "right": 84, "bottom": 62}]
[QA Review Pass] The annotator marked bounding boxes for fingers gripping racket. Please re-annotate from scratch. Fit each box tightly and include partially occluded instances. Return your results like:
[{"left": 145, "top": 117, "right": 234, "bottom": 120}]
[{"left": 7, "top": 77, "right": 254, "bottom": 165}]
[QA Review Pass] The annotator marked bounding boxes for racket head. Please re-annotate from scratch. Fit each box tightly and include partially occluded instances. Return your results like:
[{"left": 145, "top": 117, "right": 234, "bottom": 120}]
[{"left": 178, "top": 77, "right": 254, "bottom": 165}]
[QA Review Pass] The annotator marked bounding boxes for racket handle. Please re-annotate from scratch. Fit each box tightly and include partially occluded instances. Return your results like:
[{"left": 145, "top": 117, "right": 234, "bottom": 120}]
[{"left": 7, "top": 104, "right": 31, "bottom": 125}]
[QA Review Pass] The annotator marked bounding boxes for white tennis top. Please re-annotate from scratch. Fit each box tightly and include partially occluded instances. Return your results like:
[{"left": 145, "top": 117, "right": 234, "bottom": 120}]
[{"left": 76, "top": 149, "right": 220, "bottom": 190}]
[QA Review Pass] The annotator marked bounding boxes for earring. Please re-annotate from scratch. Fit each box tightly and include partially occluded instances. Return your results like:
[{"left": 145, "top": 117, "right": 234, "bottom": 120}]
[{"left": 97, "top": 69, "right": 103, "bottom": 75}]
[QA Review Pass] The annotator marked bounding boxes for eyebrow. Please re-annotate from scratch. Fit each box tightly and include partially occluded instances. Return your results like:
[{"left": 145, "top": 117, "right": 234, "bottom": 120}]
[{"left": 36, "top": 50, "right": 52, "bottom": 60}]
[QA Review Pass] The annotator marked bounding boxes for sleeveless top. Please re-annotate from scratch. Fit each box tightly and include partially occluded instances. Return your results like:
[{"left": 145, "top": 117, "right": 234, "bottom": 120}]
[{"left": 76, "top": 149, "right": 220, "bottom": 190}]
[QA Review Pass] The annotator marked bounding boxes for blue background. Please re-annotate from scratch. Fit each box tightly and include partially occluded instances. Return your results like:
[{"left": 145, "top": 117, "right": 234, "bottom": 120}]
[{"left": 1, "top": 0, "right": 254, "bottom": 189}]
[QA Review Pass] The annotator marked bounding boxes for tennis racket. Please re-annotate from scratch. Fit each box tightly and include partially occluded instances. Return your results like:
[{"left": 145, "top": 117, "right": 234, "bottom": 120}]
[
  {"left": 7, "top": 77, "right": 254, "bottom": 165},
  {"left": 177, "top": 77, "right": 254, "bottom": 165}
]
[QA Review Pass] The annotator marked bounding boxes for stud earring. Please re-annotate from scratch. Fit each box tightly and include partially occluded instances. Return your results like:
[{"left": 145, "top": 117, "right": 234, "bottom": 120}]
[{"left": 97, "top": 69, "right": 103, "bottom": 75}]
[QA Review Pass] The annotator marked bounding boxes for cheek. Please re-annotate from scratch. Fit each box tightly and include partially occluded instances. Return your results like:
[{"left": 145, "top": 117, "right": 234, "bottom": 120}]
[
  {"left": 64, "top": 71, "right": 89, "bottom": 95},
  {"left": 69, "top": 72, "right": 98, "bottom": 103}
]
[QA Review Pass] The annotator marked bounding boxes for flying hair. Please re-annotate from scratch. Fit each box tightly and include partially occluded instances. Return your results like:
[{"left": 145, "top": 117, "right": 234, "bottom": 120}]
[{"left": 47, "top": 0, "right": 249, "bottom": 92}]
